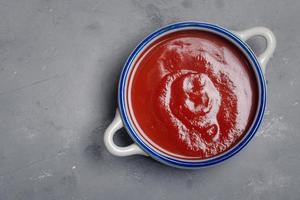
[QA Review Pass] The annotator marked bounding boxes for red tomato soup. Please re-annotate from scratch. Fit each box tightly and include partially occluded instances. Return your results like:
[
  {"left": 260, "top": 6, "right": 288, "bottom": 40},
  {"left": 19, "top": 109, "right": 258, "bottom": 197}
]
[{"left": 128, "top": 30, "right": 258, "bottom": 159}]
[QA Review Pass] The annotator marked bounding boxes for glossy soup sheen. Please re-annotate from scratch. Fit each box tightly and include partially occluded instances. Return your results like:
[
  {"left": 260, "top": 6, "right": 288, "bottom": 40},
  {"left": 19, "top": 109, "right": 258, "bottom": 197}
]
[{"left": 128, "top": 30, "right": 258, "bottom": 159}]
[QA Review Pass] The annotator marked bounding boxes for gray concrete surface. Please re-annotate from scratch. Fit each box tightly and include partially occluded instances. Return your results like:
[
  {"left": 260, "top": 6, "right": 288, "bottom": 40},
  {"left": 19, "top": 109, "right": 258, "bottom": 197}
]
[{"left": 0, "top": 0, "right": 299, "bottom": 199}]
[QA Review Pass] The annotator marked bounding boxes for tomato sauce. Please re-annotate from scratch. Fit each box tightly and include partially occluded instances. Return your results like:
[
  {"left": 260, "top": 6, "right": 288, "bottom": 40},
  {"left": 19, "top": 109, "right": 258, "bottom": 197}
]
[{"left": 128, "top": 30, "right": 258, "bottom": 159}]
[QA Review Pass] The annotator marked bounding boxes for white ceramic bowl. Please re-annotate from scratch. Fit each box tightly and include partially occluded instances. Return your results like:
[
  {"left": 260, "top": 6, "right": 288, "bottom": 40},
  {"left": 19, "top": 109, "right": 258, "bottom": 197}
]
[{"left": 104, "top": 22, "right": 276, "bottom": 169}]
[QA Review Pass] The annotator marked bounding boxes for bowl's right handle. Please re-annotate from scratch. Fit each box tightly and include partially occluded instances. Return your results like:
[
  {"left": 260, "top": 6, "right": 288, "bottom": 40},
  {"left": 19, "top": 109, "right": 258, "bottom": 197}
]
[{"left": 233, "top": 27, "right": 276, "bottom": 74}]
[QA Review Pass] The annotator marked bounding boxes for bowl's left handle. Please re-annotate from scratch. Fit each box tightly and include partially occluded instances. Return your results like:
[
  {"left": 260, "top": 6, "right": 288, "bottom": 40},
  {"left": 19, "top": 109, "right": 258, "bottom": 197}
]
[
  {"left": 104, "top": 109, "right": 148, "bottom": 156},
  {"left": 233, "top": 27, "right": 276, "bottom": 75}
]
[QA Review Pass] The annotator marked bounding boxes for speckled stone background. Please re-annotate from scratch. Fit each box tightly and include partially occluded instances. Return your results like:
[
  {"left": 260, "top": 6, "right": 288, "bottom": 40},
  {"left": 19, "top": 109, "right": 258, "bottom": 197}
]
[{"left": 0, "top": 0, "right": 299, "bottom": 199}]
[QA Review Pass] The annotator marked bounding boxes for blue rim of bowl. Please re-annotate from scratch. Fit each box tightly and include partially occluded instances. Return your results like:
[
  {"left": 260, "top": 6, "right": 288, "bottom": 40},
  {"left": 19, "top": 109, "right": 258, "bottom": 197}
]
[{"left": 118, "top": 22, "right": 266, "bottom": 169}]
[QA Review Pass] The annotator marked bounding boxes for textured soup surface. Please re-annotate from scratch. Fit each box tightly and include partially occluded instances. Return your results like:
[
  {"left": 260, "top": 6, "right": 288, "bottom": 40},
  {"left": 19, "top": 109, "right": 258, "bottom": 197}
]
[{"left": 129, "top": 30, "right": 258, "bottom": 159}]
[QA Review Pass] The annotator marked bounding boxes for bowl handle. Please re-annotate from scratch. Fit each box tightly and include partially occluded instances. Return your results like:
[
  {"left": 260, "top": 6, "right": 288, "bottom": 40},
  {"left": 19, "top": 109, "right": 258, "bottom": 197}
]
[
  {"left": 104, "top": 109, "right": 148, "bottom": 156},
  {"left": 233, "top": 27, "right": 276, "bottom": 74}
]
